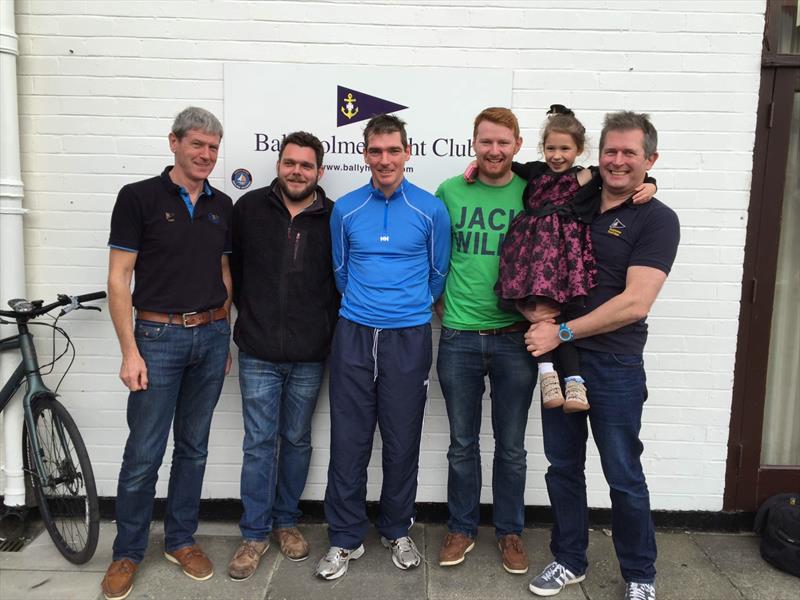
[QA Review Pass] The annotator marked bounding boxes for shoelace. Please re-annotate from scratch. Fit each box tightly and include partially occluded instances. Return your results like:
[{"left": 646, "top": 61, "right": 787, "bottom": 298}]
[
  {"left": 542, "top": 561, "right": 570, "bottom": 584},
  {"left": 324, "top": 546, "right": 348, "bottom": 563},
  {"left": 112, "top": 560, "right": 135, "bottom": 575},
  {"left": 627, "top": 582, "right": 654, "bottom": 600},
  {"left": 182, "top": 547, "right": 206, "bottom": 561},
  {"left": 235, "top": 542, "right": 261, "bottom": 560},
  {"left": 280, "top": 528, "right": 301, "bottom": 544},
  {"left": 394, "top": 537, "right": 416, "bottom": 554},
  {"left": 502, "top": 535, "right": 524, "bottom": 553}
]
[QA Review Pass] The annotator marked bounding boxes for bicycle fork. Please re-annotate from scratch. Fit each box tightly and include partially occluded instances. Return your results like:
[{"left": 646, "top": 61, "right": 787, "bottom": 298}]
[{"left": 2, "top": 332, "right": 49, "bottom": 508}]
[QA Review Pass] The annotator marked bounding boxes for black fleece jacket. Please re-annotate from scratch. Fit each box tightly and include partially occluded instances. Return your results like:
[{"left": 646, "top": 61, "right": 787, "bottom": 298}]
[{"left": 231, "top": 179, "right": 339, "bottom": 362}]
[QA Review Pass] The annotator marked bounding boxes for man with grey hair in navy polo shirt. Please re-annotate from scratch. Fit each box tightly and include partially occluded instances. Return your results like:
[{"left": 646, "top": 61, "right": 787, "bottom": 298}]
[
  {"left": 102, "top": 107, "right": 233, "bottom": 600},
  {"left": 524, "top": 111, "right": 679, "bottom": 600}
]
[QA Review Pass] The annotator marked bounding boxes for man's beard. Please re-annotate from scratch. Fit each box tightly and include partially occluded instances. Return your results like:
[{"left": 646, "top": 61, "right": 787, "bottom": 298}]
[{"left": 278, "top": 177, "right": 317, "bottom": 203}]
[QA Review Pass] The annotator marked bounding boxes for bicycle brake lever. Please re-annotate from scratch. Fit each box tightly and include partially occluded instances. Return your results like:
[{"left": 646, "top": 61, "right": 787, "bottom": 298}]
[{"left": 81, "top": 305, "right": 102, "bottom": 312}]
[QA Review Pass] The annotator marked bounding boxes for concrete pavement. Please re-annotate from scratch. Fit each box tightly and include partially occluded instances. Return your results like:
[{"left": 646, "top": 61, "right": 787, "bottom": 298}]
[{"left": 1, "top": 520, "right": 797, "bottom": 600}]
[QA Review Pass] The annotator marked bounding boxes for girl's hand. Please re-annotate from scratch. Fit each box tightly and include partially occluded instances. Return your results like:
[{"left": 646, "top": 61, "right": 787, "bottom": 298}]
[
  {"left": 463, "top": 160, "right": 478, "bottom": 184},
  {"left": 632, "top": 182, "right": 657, "bottom": 204}
]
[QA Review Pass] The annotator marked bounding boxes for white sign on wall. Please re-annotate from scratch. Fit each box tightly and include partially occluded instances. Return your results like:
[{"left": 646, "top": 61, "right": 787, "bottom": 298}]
[{"left": 223, "top": 63, "right": 512, "bottom": 201}]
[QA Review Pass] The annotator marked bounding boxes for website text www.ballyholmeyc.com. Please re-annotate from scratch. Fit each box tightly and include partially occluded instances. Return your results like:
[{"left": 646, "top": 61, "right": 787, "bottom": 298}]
[{"left": 324, "top": 164, "right": 414, "bottom": 173}]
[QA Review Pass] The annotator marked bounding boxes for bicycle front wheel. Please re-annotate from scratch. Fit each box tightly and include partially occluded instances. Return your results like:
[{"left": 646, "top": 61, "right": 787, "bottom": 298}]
[{"left": 26, "top": 394, "right": 99, "bottom": 564}]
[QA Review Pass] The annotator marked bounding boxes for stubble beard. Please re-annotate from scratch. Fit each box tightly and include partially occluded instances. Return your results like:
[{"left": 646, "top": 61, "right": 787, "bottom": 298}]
[{"left": 278, "top": 177, "right": 317, "bottom": 204}]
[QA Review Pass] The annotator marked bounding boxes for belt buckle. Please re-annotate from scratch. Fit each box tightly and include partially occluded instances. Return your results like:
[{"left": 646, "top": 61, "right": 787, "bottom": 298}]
[
  {"left": 181, "top": 311, "right": 199, "bottom": 328},
  {"left": 478, "top": 329, "right": 495, "bottom": 336}
]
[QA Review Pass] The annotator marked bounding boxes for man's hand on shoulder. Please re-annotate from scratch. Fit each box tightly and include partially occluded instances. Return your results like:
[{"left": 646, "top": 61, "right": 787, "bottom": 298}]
[{"left": 120, "top": 352, "right": 148, "bottom": 391}]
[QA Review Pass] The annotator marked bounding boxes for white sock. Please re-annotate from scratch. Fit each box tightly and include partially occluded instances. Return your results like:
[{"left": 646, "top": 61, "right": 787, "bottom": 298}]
[{"left": 539, "top": 362, "right": 555, "bottom": 375}]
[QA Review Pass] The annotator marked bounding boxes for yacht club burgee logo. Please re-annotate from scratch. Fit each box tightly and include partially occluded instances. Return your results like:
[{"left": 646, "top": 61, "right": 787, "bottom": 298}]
[{"left": 337, "top": 85, "right": 408, "bottom": 127}]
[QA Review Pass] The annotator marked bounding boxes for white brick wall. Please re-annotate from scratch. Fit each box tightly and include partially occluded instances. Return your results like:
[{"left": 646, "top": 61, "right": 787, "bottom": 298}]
[{"left": 10, "top": 0, "right": 765, "bottom": 511}]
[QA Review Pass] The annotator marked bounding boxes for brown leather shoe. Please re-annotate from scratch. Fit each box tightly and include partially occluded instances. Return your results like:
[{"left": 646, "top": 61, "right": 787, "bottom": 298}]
[
  {"left": 101, "top": 558, "right": 137, "bottom": 600},
  {"left": 439, "top": 531, "right": 475, "bottom": 566},
  {"left": 228, "top": 539, "right": 269, "bottom": 581},
  {"left": 498, "top": 534, "right": 528, "bottom": 574},
  {"left": 273, "top": 527, "right": 309, "bottom": 561},
  {"left": 164, "top": 543, "right": 214, "bottom": 581}
]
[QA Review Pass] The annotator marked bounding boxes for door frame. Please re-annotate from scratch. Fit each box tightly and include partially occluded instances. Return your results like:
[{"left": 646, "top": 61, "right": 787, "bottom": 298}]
[{"left": 724, "top": 53, "right": 800, "bottom": 510}]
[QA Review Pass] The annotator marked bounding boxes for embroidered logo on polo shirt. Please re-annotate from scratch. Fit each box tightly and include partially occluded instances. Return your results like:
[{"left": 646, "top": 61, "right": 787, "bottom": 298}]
[
  {"left": 165, "top": 212, "right": 176, "bottom": 222},
  {"left": 208, "top": 213, "right": 221, "bottom": 224},
  {"left": 607, "top": 218, "right": 626, "bottom": 237}
]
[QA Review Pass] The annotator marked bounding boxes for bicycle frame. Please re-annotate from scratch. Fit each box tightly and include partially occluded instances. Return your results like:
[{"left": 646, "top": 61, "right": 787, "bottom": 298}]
[{"left": 0, "top": 326, "right": 56, "bottom": 486}]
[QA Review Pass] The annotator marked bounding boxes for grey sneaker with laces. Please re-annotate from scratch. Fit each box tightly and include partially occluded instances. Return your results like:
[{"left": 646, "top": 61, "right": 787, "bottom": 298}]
[
  {"left": 625, "top": 582, "right": 656, "bottom": 600},
  {"left": 381, "top": 536, "right": 421, "bottom": 570},
  {"left": 314, "top": 545, "right": 365, "bottom": 580},
  {"left": 528, "top": 560, "right": 585, "bottom": 596}
]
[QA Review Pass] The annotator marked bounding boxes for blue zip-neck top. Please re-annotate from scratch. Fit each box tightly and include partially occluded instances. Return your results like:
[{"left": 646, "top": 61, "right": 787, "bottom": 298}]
[{"left": 331, "top": 178, "right": 451, "bottom": 329}]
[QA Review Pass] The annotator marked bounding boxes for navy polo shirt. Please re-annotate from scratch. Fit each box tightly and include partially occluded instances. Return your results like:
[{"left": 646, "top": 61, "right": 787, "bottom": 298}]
[
  {"left": 568, "top": 196, "right": 680, "bottom": 355},
  {"left": 108, "top": 166, "right": 233, "bottom": 314}
]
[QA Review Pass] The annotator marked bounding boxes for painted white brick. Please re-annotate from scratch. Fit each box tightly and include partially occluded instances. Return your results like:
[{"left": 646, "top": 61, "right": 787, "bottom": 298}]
[{"left": 10, "top": 0, "right": 763, "bottom": 513}]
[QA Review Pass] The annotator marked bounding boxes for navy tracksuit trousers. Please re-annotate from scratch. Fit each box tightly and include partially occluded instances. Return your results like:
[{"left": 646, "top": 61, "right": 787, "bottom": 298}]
[{"left": 324, "top": 318, "right": 432, "bottom": 549}]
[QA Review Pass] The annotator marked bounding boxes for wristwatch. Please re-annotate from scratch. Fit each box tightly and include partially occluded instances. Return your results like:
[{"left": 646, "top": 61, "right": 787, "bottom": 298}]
[{"left": 558, "top": 322, "right": 575, "bottom": 342}]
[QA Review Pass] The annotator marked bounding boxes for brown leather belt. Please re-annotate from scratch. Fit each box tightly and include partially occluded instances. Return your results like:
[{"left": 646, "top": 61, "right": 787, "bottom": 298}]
[
  {"left": 477, "top": 321, "right": 529, "bottom": 336},
  {"left": 136, "top": 307, "right": 227, "bottom": 328}
]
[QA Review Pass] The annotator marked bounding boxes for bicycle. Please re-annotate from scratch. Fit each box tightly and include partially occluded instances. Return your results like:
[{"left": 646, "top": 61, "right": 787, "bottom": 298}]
[{"left": 0, "top": 291, "right": 106, "bottom": 564}]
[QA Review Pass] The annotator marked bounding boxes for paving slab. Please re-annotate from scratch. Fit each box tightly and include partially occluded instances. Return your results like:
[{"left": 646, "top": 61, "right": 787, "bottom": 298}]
[
  {"left": 426, "top": 524, "right": 584, "bottom": 600},
  {"left": 269, "top": 525, "right": 426, "bottom": 600},
  {"left": 582, "top": 529, "right": 743, "bottom": 600},
  {"left": 0, "top": 569, "right": 105, "bottom": 600},
  {"left": 124, "top": 534, "right": 275, "bottom": 600},
  {"left": 0, "top": 520, "right": 114, "bottom": 573},
  {"left": 3, "top": 520, "right": 799, "bottom": 600},
  {"left": 691, "top": 532, "right": 799, "bottom": 600}
]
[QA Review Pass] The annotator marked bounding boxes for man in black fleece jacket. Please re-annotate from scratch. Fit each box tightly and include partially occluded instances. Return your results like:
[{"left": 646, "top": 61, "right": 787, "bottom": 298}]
[{"left": 228, "top": 131, "right": 339, "bottom": 581}]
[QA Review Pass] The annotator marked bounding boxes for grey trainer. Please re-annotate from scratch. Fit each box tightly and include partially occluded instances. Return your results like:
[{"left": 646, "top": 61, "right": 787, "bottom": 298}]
[
  {"left": 314, "top": 545, "right": 365, "bottom": 580},
  {"left": 381, "top": 536, "right": 421, "bottom": 570},
  {"left": 529, "top": 561, "right": 585, "bottom": 596},
  {"left": 625, "top": 582, "right": 656, "bottom": 600}
]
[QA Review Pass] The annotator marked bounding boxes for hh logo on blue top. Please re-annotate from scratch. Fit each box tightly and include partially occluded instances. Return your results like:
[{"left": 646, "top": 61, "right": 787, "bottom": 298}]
[{"left": 337, "top": 85, "right": 408, "bottom": 127}]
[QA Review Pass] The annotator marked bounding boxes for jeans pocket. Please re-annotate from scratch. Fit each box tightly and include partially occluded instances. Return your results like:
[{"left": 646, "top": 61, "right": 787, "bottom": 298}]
[
  {"left": 211, "top": 319, "right": 231, "bottom": 336},
  {"left": 611, "top": 353, "right": 644, "bottom": 367},
  {"left": 440, "top": 326, "right": 460, "bottom": 341},
  {"left": 134, "top": 320, "right": 168, "bottom": 342}
]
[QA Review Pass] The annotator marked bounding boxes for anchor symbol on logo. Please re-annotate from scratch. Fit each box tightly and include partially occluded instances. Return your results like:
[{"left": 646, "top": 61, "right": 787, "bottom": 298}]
[{"left": 340, "top": 93, "right": 359, "bottom": 120}]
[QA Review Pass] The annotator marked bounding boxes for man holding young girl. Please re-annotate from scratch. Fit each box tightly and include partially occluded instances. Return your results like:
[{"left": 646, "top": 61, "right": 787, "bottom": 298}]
[{"left": 525, "top": 111, "right": 680, "bottom": 600}]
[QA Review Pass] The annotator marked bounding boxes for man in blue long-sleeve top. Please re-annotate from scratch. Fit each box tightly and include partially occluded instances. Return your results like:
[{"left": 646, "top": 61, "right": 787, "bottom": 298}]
[{"left": 315, "top": 114, "right": 451, "bottom": 580}]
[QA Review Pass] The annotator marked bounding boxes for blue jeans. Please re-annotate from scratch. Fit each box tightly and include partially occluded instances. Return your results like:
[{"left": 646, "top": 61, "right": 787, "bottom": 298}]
[
  {"left": 112, "top": 318, "right": 230, "bottom": 563},
  {"left": 436, "top": 327, "right": 537, "bottom": 538},
  {"left": 542, "top": 348, "right": 656, "bottom": 584},
  {"left": 238, "top": 352, "right": 324, "bottom": 540}
]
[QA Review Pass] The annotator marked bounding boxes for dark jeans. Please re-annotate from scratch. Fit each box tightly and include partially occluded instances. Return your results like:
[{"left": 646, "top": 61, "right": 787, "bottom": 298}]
[
  {"left": 436, "top": 327, "right": 537, "bottom": 538},
  {"left": 237, "top": 352, "right": 324, "bottom": 540},
  {"left": 542, "top": 348, "right": 656, "bottom": 584},
  {"left": 112, "top": 319, "right": 229, "bottom": 562}
]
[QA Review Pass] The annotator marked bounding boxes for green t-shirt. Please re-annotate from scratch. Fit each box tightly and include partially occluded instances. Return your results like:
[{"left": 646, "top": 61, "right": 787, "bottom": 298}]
[{"left": 435, "top": 174, "right": 527, "bottom": 330}]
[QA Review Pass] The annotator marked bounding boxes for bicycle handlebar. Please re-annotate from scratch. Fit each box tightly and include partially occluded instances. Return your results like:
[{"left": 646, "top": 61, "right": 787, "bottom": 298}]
[
  {"left": 0, "top": 291, "right": 107, "bottom": 320},
  {"left": 74, "top": 291, "right": 107, "bottom": 304}
]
